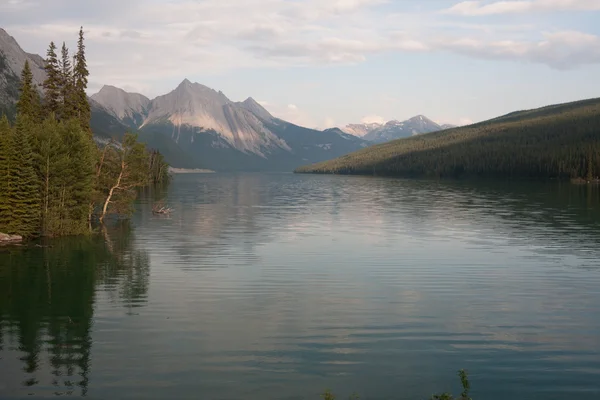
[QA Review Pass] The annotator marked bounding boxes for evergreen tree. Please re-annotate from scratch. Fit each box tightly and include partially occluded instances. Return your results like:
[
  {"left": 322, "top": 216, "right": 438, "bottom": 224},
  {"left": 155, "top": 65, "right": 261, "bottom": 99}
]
[
  {"left": 1, "top": 115, "right": 41, "bottom": 237},
  {"left": 73, "top": 27, "right": 91, "bottom": 133},
  {"left": 30, "top": 118, "right": 94, "bottom": 236},
  {"left": 30, "top": 118, "right": 67, "bottom": 235},
  {"left": 0, "top": 116, "right": 13, "bottom": 232},
  {"left": 13, "top": 116, "right": 42, "bottom": 236},
  {"left": 58, "top": 119, "right": 95, "bottom": 234},
  {"left": 59, "top": 42, "right": 75, "bottom": 120},
  {"left": 16, "top": 60, "right": 41, "bottom": 120},
  {"left": 43, "top": 42, "right": 61, "bottom": 118}
]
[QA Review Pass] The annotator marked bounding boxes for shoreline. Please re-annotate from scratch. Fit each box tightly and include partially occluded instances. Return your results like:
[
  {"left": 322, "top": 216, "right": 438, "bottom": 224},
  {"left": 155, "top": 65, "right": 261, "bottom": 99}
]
[{"left": 169, "top": 167, "right": 215, "bottom": 174}]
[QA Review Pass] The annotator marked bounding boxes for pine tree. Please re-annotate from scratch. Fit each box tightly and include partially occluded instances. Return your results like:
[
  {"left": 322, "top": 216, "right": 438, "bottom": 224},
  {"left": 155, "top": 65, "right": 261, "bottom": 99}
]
[
  {"left": 11, "top": 115, "right": 41, "bottom": 237},
  {"left": 59, "top": 42, "right": 75, "bottom": 120},
  {"left": 58, "top": 119, "right": 95, "bottom": 234},
  {"left": 43, "top": 42, "right": 61, "bottom": 118},
  {"left": 16, "top": 60, "right": 41, "bottom": 120},
  {"left": 30, "top": 118, "right": 67, "bottom": 235},
  {"left": 0, "top": 116, "right": 13, "bottom": 232},
  {"left": 73, "top": 27, "right": 91, "bottom": 133}
]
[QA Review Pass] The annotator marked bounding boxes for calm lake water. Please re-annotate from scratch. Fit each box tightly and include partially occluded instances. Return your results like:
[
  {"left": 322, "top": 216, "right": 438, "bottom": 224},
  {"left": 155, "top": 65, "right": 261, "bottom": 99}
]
[{"left": 1, "top": 174, "right": 600, "bottom": 400}]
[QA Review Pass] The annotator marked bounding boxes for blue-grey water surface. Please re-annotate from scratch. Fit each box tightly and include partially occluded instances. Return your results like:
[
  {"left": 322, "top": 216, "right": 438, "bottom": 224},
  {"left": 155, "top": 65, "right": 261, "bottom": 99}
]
[{"left": 1, "top": 173, "right": 600, "bottom": 399}]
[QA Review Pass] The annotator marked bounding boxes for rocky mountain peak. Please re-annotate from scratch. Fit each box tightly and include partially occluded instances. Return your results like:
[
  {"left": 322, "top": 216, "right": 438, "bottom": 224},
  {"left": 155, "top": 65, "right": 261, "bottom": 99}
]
[
  {"left": 239, "top": 97, "right": 273, "bottom": 122},
  {"left": 90, "top": 85, "right": 150, "bottom": 122},
  {"left": 0, "top": 28, "right": 45, "bottom": 89}
]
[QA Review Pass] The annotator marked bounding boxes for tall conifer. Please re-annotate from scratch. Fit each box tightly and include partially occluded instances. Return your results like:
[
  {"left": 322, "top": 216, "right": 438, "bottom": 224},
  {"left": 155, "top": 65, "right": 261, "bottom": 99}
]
[
  {"left": 16, "top": 60, "right": 41, "bottom": 120},
  {"left": 11, "top": 115, "right": 41, "bottom": 237},
  {"left": 0, "top": 116, "right": 13, "bottom": 232},
  {"left": 59, "top": 42, "right": 75, "bottom": 120},
  {"left": 43, "top": 42, "right": 61, "bottom": 118},
  {"left": 73, "top": 27, "right": 91, "bottom": 133}
]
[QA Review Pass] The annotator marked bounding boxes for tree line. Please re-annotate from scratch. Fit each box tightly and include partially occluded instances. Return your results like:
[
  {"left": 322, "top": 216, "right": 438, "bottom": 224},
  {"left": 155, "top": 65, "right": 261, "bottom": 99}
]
[
  {"left": 296, "top": 98, "right": 600, "bottom": 181},
  {"left": 0, "top": 27, "right": 169, "bottom": 238}
]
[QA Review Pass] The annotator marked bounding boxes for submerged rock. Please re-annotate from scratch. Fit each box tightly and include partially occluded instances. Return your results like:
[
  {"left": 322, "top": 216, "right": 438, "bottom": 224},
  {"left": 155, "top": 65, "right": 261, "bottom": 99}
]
[{"left": 0, "top": 232, "right": 23, "bottom": 244}]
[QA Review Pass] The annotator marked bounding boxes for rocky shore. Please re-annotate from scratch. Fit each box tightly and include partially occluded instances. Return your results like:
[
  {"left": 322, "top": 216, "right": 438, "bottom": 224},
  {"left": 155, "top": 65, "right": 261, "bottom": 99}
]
[{"left": 0, "top": 232, "right": 23, "bottom": 245}]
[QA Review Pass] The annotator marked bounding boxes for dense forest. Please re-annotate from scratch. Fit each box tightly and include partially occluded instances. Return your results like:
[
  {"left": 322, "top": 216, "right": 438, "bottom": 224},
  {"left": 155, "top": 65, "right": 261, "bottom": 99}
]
[
  {"left": 296, "top": 98, "right": 600, "bottom": 180},
  {"left": 0, "top": 28, "right": 169, "bottom": 238}
]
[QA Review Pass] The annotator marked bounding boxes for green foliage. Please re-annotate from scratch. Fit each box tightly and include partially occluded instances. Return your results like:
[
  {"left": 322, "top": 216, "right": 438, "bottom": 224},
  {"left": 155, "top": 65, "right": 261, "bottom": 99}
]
[
  {"left": 296, "top": 98, "right": 600, "bottom": 180},
  {"left": 1, "top": 28, "right": 168, "bottom": 239},
  {"left": 73, "top": 27, "right": 91, "bottom": 133},
  {"left": 430, "top": 370, "right": 472, "bottom": 400},
  {"left": 0, "top": 116, "right": 13, "bottom": 230},
  {"left": 0, "top": 115, "right": 41, "bottom": 237},
  {"left": 16, "top": 60, "right": 41, "bottom": 120},
  {"left": 59, "top": 42, "right": 76, "bottom": 120},
  {"left": 320, "top": 370, "right": 471, "bottom": 400},
  {"left": 43, "top": 41, "right": 61, "bottom": 117},
  {"left": 95, "top": 133, "right": 152, "bottom": 223},
  {"left": 148, "top": 149, "right": 171, "bottom": 185},
  {"left": 24, "top": 117, "right": 93, "bottom": 237}
]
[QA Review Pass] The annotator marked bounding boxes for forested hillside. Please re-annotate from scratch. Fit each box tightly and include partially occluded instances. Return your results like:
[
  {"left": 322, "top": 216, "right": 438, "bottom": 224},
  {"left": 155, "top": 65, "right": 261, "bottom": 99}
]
[{"left": 296, "top": 98, "right": 600, "bottom": 180}]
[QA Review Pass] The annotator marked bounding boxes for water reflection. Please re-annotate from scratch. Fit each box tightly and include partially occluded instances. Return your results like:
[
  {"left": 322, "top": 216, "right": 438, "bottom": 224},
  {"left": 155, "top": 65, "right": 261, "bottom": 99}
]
[
  {"left": 1, "top": 174, "right": 600, "bottom": 400},
  {"left": 0, "top": 222, "right": 150, "bottom": 397}
]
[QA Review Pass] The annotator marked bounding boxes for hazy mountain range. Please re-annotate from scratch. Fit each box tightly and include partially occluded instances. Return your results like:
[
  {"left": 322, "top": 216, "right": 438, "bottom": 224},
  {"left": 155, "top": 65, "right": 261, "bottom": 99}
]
[
  {"left": 90, "top": 80, "right": 368, "bottom": 171},
  {"left": 1, "top": 26, "right": 455, "bottom": 171},
  {"left": 341, "top": 116, "right": 456, "bottom": 143}
]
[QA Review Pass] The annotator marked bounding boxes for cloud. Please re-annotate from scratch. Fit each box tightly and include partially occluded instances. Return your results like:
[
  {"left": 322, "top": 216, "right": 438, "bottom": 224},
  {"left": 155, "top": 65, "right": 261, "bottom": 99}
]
[
  {"left": 323, "top": 117, "right": 336, "bottom": 128},
  {"left": 445, "top": 0, "right": 600, "bottom": 16},
  {"left": 360, "top": 115, "right": 386, "bottom": 124},
  {"left": 287, "top": 104, "right": 298, "bottom": 110},
  {"left": 436, "top": 31, "right": 600, "bottom": 68},
  {"left": 2, "top": 0, "right": 600, "bottom": 98}
]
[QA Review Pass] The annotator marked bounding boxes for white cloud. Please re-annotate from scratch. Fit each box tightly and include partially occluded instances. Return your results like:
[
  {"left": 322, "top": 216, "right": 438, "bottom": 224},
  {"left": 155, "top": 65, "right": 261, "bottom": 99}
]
[
  {"left": 458, "top": 118, "right": 474, "bottom": 126},
  {"left": 360, "top": 115, "right": 386, "bottom": 124},
  {"left": 445, "top": 0, "right": 600, "bottom": 16},
  {"left": 436, "top": 30, "right": 600, "bottom": 68},
  {"left": 287, "top": 104, "right": 298, "bottom": 110},
  {"left": 2, "top": 0, "right": 600, "bottom": 101},
  {"left": 323, "top": 117, "right": 337, "bottom": 128}
]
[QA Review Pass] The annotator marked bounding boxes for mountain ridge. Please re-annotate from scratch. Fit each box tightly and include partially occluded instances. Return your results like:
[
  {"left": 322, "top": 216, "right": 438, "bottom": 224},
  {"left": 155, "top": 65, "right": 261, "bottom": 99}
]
[
  {"left": 296, "top": 97, "right": 600, "bottom": 180},
  {"left": 91, "top": 79, "right": 369, "bottom": 171},
  {"left": 341, "top": 115, "right": 456, "bottom": 143}
]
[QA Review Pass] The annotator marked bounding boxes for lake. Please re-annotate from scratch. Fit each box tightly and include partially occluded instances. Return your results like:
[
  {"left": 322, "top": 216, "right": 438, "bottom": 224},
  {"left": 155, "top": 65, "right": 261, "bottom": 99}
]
[{"left": 1, "top": 173, "right": 600, "bottom": 400}]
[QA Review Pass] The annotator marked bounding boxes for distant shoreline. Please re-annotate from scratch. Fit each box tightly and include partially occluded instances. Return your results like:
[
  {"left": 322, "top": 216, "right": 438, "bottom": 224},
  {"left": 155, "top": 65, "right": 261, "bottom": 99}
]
[{"left": 169, "top": 167, "right": 215, "bottom": 174}]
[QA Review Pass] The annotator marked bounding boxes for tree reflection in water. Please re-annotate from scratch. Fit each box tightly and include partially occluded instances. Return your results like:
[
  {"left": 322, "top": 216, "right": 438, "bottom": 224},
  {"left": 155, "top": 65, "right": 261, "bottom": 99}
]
[{"left": 0, "top": 221, "right": 150, "bottom": 397}]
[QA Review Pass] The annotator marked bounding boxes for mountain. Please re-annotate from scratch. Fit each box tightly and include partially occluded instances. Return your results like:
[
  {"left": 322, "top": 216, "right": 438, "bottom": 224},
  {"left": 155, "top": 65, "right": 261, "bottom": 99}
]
[
  {"left": 90, "top": 85, "right": 150, "bottom": 129},
  {"left": 342, "top": 115, "right": 453, "bottom": 143},
  {"left": 0, "top": 28, "right": 131, "bottom": 140},
  {"left": 342, "top": 122, "right": 383, "bottom": 137},
  {"left": 363, "top": 115, "right": 443, "bottom": 143},
  {"left": 296, "top": 98, "right": 600, "bottom": 180},
  {"left": 92, "top": 79, "right": 368, "bottom": 171},
  {"left": 440, "top": 124, "right": 457, "bottom": 130},
  {"left": 237, "top": 97, "right": 274, "bottom": 122},
  {"left": 0, "top": 28, "right": 44, "bottom": 117}
]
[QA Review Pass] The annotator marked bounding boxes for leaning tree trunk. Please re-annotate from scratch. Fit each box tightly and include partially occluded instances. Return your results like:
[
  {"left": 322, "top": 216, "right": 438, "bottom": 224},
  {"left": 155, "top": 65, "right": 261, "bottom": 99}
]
[{"left": 99, "top": 159, "right": 125, "bottom": 224}]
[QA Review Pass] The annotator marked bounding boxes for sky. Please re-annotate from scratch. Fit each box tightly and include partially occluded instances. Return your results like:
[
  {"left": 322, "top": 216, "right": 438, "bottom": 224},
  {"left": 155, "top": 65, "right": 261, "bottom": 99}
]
[{"left": 1, "top": 0, "right": 600, "bottom": 129}]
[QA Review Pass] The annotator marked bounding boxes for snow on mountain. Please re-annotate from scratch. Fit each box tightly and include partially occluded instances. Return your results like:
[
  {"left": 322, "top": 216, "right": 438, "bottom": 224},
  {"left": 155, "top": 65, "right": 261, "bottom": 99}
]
[
  {"left": 342, "top": 122, "right": 383, "bottom": 137},
  {"left": 342, "top": 115, "right": 454, "bottom": 143}
]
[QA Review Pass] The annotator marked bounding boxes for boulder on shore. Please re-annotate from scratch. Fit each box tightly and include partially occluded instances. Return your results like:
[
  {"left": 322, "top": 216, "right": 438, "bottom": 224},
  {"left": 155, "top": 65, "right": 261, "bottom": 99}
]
[{"left": 0, "top": 232, "right": 23, "bottom": 244}]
